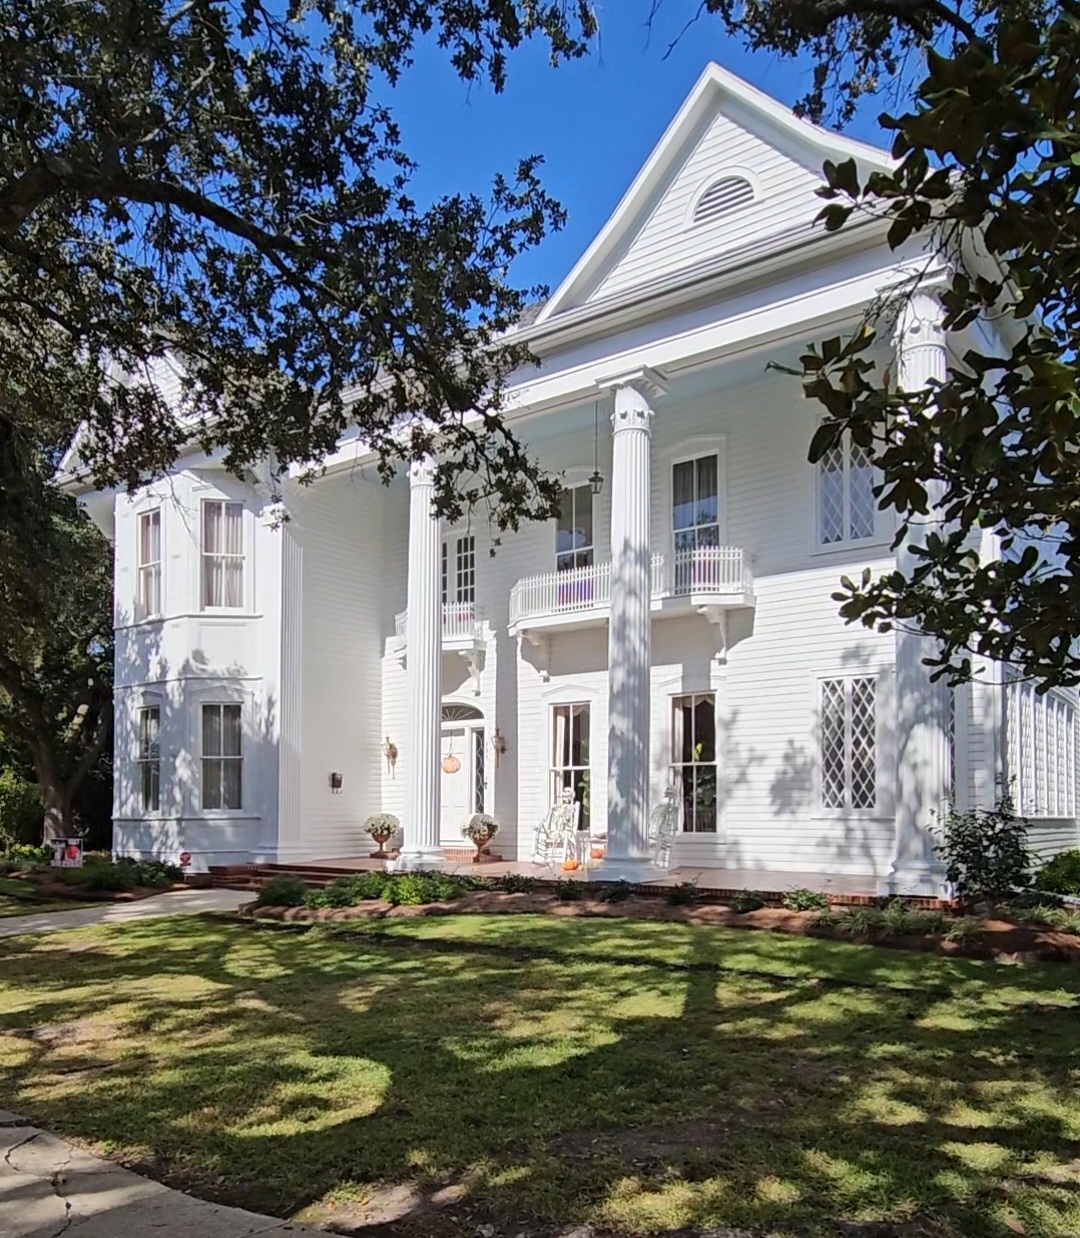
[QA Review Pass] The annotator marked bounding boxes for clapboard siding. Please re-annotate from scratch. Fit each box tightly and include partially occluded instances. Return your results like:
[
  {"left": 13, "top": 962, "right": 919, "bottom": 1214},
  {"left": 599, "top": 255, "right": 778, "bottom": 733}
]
[{"left": 592, "top": 104, "right": 823, "bottom": 303}]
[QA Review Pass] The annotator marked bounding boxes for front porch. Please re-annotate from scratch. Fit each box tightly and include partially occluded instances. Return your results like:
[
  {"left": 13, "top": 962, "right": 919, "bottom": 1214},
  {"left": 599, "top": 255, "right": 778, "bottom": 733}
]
[{"left": 215, "top": 855, "right": 888, "bottom": 901}]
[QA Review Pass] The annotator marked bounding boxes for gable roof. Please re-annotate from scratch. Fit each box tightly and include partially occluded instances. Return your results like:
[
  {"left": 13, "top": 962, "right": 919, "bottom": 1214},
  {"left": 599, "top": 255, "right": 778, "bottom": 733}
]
[{"left": 535, "top": 61, "right": 894, "bottom": 324}]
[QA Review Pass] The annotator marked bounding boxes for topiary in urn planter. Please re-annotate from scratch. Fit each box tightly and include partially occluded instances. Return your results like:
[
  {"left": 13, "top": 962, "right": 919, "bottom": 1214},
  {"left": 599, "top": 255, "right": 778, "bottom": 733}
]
[
  {"left": 461, "top": 813, "right": 500, "bottom": 863},
  {"left": 363, "top": 813, "right": 399, "bottom": 859}
]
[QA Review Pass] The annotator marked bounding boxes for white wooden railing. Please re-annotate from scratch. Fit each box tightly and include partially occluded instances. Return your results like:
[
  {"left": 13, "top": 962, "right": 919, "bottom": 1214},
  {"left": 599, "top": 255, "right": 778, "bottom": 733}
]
[
  {"left": 395, "top": 601, "right": 485, "bottom": 641},
  {"left": 509, "top": 547, "right": 751, "bottom": 628}
]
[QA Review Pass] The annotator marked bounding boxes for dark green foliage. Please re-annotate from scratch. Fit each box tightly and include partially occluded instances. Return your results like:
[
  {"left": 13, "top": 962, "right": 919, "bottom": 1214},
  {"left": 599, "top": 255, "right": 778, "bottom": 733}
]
[
  {"left": 782, "top": 888, "right": 831, "bottom": 913},
  {"left": 833, "top": 906, "right": 885, "bottom": 938},
  {"left": 255, "top": 876, "right": 308, "bottom": 908},
  {"left": 497, "top": 872, "right": 536, "bottom": 894},
  {"left": 597, "top": 880, "right": 633, "bottom": 903},
  {"left": 932, "top": 797, "right": 1032, "bottom": 908},
  {"left": 0, "top": 769, "right": 43, "bottom": 846},
  {"left": 666, "top": 881, "right": 698, "bottom": 906},
  {"left": 1034, "top": 849, "right": 1080, "bottom": 896},
  {"left": 305, "top": 877, "right": 370, "bottom": 910},
  {"left": 300, "top": 871, "right": 473, "bottom": 910},
  {"left": 552, "top": 878, "right": 584, "bottom": 901},
  {"left": 730, "top": 890, "right": 767, "bottom": 913}
]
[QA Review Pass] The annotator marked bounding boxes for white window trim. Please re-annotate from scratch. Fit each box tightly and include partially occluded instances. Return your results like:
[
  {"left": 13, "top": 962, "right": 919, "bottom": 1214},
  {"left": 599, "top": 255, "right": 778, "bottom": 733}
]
[
  {"left": 199, "top": 498, "right": 246, "bottom": 612},
  {"left": 198, "top": 700, "right": 245, "bottom": 814},
  {"left": 670, "top": 691, "right": 719, "bottom": 834},
  {"left": 136, "top": 507, "right": 163, "bottom": 622},
  {"left": 813, "top": 670, "right": 892, "bottom": 820},
  {"left": 442, "top": 531, "right": 477, "bottom": 605},
  {"left": 661, "top": 434, "right": 728, "bottom": 557}
]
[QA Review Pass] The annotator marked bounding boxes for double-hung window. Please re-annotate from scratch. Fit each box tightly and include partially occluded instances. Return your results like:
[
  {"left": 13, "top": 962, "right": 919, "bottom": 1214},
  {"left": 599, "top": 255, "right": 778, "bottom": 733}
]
[
  {"left": 441, "top": 535, "right": 476, "bottom": 604},
  {"left": 672, "top": 693, "right": 718, "bottom": 832},
  {"left": 672, "top": 455, "right": 719, "bottom": 592},
  {"left": 551, "top": 703, "right": 590, "bottom": 830},
  {"left": 818, "top": 434, "right": 875, "bottom": 546},
  {"left": 202, "top": 703, "right": 242, "bottom": 810},
  {"left": 556, "top": 486, "right": 594, "bottom": 572},
  {"left": 137, "top": 509, "right": 162, "bottom": 619},
  {"left": 820, "top": 677, "right": 877, "bottom": 811},
  {"left": 137, "top": 706, "right": 161, "bottom": 813},
  {"left": 201, "top": 501, "right": 244, "bottom": 609}
]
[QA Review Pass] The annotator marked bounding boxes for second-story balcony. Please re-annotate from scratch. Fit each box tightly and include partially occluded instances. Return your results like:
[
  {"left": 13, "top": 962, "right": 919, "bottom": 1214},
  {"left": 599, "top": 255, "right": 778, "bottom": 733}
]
[
  {"left": 508, "top": 547, "right": 754, "bottom": 637},
  {"left": 394, "top": 601, "right": 486, "bottom": 647}
]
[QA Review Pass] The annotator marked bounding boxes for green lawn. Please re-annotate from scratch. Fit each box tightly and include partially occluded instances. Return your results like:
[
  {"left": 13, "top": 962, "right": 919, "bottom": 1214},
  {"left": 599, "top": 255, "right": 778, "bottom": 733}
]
[
  {"left": 0, "top": 874, "right": 94, "bottom": 917},
  {"left": 1, "top": 913, "right": 1078, "bottom": 1237}
]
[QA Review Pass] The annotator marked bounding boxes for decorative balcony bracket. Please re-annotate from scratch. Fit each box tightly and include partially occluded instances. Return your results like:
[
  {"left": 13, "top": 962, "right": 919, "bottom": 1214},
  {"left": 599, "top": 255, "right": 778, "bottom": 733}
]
[
  {"left": 518, "top": 631, "right": 551, "bottom": 682},
  {"left": 699, "top": 605, "right": 729, "bottom": 668}
]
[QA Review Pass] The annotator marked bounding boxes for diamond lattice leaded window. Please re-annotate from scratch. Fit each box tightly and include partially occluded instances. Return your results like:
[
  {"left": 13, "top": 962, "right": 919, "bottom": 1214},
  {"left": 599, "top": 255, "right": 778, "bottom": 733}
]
[
  {"left": 820, "top": 677, "right": 877, "bottom": 812},
  {"left": 818, "top": 434, "right": 876, "bottom": 546}
]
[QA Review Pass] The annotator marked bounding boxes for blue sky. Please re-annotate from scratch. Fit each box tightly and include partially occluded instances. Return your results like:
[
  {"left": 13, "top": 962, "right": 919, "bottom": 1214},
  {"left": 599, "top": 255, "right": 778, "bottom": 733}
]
[{"left": 389, "top": 3, "right": 896, "bottom": 296}]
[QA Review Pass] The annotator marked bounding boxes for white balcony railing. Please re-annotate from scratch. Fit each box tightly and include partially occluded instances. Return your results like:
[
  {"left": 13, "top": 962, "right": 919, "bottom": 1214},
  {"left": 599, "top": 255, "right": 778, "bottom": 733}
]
[
  {"left": 395, "top": 601, "right": 485, "bottom": 642},
  {"left": 508, "top": 546, "right": 752, "bottom": 630}
]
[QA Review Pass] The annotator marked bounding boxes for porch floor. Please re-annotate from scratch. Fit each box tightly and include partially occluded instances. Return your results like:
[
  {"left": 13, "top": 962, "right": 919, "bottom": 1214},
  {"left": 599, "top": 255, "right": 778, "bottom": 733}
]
[{"left": 278, "top": 857, "right": 880, "bottom": 898}]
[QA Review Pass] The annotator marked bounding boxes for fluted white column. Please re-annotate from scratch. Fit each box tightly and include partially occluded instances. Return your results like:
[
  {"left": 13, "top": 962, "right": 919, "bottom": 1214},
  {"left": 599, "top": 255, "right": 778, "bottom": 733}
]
[
  {"left": 601, "top": 371, "right": 663, "bottom": 880},
  {"left": 887, "top": 292, "right": 950, "bottom": 894},
  {"left": 398, "top": 457, "right": 445, "bottom": 870}
]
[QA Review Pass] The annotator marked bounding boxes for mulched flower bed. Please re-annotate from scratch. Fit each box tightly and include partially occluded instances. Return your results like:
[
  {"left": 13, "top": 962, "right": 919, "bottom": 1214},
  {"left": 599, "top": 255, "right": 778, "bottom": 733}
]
[
  {"left": 241, "top": 888, "right": 1080, "bottom": 964},
  {"left": 4, "top": 871, "right": 186, "bottom": 904}
]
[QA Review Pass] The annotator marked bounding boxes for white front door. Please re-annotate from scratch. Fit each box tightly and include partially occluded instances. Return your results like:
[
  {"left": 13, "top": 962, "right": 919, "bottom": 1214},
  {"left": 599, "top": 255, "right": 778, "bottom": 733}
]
[{"left": 441, "top": 725, "right": 474, "bottom": 842}]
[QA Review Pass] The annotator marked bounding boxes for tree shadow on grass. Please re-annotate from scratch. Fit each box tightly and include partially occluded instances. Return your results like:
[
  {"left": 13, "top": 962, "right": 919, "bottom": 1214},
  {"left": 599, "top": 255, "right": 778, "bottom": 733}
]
[{"left": 0, "top": 915, "right": 1078, "bottom": 1237}]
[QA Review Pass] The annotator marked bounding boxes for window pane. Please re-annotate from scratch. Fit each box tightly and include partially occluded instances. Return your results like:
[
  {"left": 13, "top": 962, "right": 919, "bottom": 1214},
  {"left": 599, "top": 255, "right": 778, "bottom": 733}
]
[
  {"left": 576, "top": 492, "right": 593, "bottom": 551},
  {"left": 672, "top": 461, "right": 695, "bottom": 531},
  {"left": 203, "top": 555, "right": 221, "bottom": 608},
  {"left": 820, "top": 680, "right": 846, "bottom": 809},
  {"left": 222, "top": 704, "right": 242, "bottom": 756},
  {"left": 696, "top": 456, "right": 718, "bottom": 527},
  {"left": 850, "top": 678, "right": 877, "bottom": 809},
  {"left": 674, "top": 697, "right": 694, "bottom": 764},
  {"left": 441, "top": 542, "right": 448, "bottom": 604},
  {"left": 203, "top": 501, "right": 221, "bottom": 554},
  {"left": 572, "top": 703, "right": 590, "bottom": 765},
  {"left": 819, "top": 446, "right": 845, "bottom": 544},
  {"left": 224, "top": 503, "right": 243, "bottom": 555},
  {"left": 553, "top": 705, "right": 569, "bottom": 768},
  {"left": 848, "top": 441, "right": 875, "bottom": 540},
  {"left": 202, "top": 705, "right": 222, "bottom": 757},
  {"left": 556, "top": 487, "right": 591, "bottom": 560},
  {"left": 693, "top": 696, "right": 716, "bottom": 763},
  {"left": 224, "top": 559, "right": 244, "bottom": 608},
  {"left": 222, "top": 760, "right": 242, "bottom": 810},
  {"left": 203, "top": 759, "right": 222, "bottom": 810}
]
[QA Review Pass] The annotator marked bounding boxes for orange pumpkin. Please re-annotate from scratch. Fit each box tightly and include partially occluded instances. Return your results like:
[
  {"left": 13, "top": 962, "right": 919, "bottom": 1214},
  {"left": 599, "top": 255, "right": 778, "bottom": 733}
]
[
  {"left": 590, "top": 847, "right": 604, "bottom": 860},
  {"left": 561, "top": 858, "right": 579, "bottom": 871}
]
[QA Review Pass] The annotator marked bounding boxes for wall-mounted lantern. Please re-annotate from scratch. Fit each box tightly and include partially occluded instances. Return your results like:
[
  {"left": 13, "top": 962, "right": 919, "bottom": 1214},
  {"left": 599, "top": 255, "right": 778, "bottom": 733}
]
[
  {"left": 383, "top": 737, "right": 398, "bottom": 778},
  {"left": 491, "top": 728, "right": 507, "bottom": 767},
  {"left": 589, "top": 401, "right": 604, "bottom": 495},
  {"left": 329, "top": 772, "right": 343, "bottom": 794}
]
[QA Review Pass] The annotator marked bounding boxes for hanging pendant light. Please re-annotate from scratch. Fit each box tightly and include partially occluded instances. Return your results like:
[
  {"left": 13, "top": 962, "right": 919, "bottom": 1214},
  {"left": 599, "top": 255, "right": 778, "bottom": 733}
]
[{"left": 589, "top": 400, "right": 604, "bottom": 495}]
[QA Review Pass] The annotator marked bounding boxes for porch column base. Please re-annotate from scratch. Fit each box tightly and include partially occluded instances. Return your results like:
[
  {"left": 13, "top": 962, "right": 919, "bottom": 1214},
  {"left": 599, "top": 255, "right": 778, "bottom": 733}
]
[
  {"left": 589, "top": 858, "right": 666, "bottom": 885},
  {"left": 876, "top": 867, "right": 947, "bottom": 899},
  {"left": 388, "top": 847, "right": 447, "bottom": 873}
]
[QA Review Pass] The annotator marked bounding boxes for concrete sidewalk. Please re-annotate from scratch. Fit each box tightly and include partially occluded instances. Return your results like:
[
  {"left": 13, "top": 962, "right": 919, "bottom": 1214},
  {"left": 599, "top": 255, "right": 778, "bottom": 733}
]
[
  {"left": 0, "top": 888, "right": 250, "bottom": 938},
  {"left": 0, "top": 1113, "right": 323, "bottom": 1237}
]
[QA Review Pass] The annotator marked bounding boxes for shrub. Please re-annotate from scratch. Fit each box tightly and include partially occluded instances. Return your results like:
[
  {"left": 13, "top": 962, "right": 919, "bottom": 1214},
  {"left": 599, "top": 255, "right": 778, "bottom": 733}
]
[
  {"left": 782, "top": 888, "right": 830, "bottom": 912},
  {"left": 351, "top": 871, "right": 392, "bottom": 900},
  {"left": 598, "top": 879, "right": 633, "bottom": 903},
  {"left": 497, "top": 872, "right": 536, "bottom": 894},
  {"left": 305, "top": 877, "right": 364, "bottom": 909},
  {"left": 462, "top": 813, "right": 500, "bottom": 843},
  {"left": 69, "top": 859, "right": 139, "bottom": 892},
  {"left": 807, "top": 909, "right": 840, "bottom": 934},
  {"left": 833, "top": 906, "right": 885, "bottom": 938},
  {"left": 1033, "top": 848, "right": 1080, "bottom": 896},
  {"left": 0, "top": 841, "right": 48, "bottom": 868},
  {"left": 383, "top": 871, "right": 463, "bottom": 906},
  {"left": 129, "top": 859, "right": 183, "bottom": 887},
  {"left": 255, "top": 875, "right": 308, "bottom": 907},
  {"left": 944, "top": 916, "right": 984, "bottom": 948},
  {"left": 1047, "top": 907, "right": 1080, "bottom": 936},
  {"left": 553, "top": 878, "right": 583, "bottom": 901},
  {"left": 730, "top": 889, "right": 766, "bottom": 914},
  {"left": 905, "top": 908, "right": 946, "bottom": 936},
  {"left": 0, "top": 768, "right": 43, "bottom": 848},
  {"left": 362, "top": 813, "right": 399, "bottom": 839},
  {"left": 666, "top": 881, "right": 698, "bottom": 906},
  {"left": 932, "top": 795, "right": 1032, "bottom": 909}
]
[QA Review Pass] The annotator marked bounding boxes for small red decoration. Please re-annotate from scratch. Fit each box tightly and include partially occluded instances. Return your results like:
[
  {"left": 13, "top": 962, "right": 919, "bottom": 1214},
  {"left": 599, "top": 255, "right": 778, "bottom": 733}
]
[
  {"left": 65, "top": 844, "right": 80, "bottom": 861},
  {"left": 179, "top": 851, "right": 192, "bottom": 867}
]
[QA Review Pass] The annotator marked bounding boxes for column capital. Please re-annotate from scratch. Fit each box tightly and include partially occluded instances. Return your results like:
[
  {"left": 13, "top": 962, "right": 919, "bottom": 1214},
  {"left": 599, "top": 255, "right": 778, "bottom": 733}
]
[
  {"left": 408, "top": 456, "right": 436, "bottom": 488},
  {"left": 595, "top": 365, "right": 668, "bottom": 402},
  {"left": 895, "top": 290, "right": 946, "bottom": 349}
]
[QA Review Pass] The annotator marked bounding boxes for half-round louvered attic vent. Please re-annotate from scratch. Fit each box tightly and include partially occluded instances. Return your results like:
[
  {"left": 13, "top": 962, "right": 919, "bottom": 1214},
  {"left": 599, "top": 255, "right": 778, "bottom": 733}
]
[{"left": 692, "top": 175, "right": 756, "bottom": 225}]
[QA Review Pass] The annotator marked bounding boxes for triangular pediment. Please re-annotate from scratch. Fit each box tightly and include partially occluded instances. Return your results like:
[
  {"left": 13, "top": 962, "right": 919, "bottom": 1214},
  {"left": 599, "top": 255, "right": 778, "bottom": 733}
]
[{"left": 536, "top": 63, "right": 892, "bottom": 322}]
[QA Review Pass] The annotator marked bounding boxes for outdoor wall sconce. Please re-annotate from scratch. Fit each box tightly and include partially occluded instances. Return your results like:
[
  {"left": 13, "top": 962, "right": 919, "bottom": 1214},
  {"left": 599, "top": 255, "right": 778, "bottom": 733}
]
[
  {"left": 383, "top": 737, "right": 398, "bottom": 778},
  {"left": 589, "top": 401, "right": 604, "bottom": 495},
  {"left": 491, "top": 728, "right": 507, "bottom": 767},
  {"left": 329, "top": 772, "right": 343, "bottom": 794}
]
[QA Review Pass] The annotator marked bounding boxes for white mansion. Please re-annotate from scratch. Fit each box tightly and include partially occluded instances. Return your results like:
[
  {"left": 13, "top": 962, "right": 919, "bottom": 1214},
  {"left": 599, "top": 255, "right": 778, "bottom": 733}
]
[{"left": 70, "top": 64, "right": 1079, "bottom": 895}]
